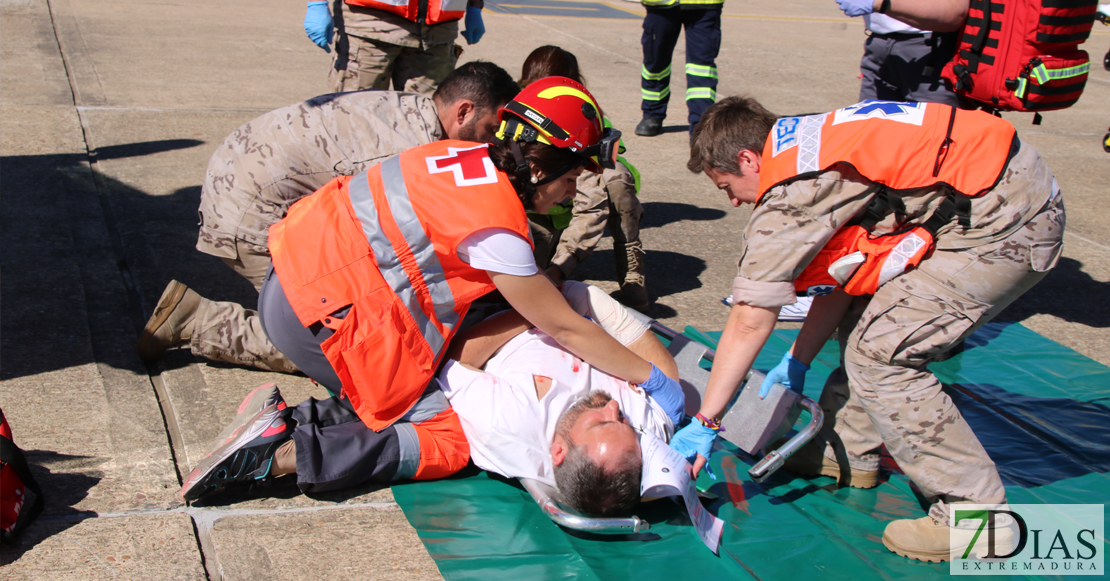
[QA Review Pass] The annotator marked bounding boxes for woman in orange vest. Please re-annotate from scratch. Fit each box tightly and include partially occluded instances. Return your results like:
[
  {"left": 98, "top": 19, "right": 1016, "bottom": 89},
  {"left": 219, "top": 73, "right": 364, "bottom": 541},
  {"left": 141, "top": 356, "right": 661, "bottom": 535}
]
[{"left": 179, "top": 77, "right": 683, "bottom": 501}]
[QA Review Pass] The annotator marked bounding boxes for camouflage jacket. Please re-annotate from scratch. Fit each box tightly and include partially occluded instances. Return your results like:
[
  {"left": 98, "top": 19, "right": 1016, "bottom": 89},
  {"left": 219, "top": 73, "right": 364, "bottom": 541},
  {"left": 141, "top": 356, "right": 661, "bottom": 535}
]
[{"left": 196, "top": 90, "right": 443, "bottom": 258}]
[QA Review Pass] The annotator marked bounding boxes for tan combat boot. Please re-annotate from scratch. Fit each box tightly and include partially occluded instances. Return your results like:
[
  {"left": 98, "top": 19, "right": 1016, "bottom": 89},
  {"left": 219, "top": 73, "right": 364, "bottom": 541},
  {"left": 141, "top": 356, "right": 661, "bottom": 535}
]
[
  {"left": 617, "top": 244, "right": 648, "bottom": 311},
  {"left": 883, "top": 514, "right": 1017, "bottom": 563},
  {"left": 782, "top": 440, "right": 880, "bottom": 489},
  {"left": 137, "top": 280, "right": 203, "bottom": 361}
]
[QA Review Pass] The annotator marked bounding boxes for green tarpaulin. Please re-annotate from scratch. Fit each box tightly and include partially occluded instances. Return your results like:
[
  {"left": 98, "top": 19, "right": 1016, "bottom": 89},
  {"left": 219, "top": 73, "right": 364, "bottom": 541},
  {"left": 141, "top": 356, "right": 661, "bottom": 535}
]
[{"left": 393, "top": 322, "right": 1110, "bottom": 580}]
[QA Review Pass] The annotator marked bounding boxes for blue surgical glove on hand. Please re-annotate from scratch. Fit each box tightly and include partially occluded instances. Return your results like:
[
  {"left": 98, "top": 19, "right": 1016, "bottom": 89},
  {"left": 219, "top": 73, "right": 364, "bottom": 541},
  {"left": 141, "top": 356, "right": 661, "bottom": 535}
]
[
  {"left": 759, "top": 352, "right": 810, "bottom": 399},
  {"left": 836, "top": 0, "right": 874, "bottom": 17},
  {"left": 460, "top": 6, "right": 485, "bottom": 45},
  {"left": 639, "top": 364, "right": 684, "bottom": 427},
  {"left": 304, "top": 1, "right": 334, "bottom": 53},
  {"left": 670, "top": 421, "right": 718, "bottom": 468}
]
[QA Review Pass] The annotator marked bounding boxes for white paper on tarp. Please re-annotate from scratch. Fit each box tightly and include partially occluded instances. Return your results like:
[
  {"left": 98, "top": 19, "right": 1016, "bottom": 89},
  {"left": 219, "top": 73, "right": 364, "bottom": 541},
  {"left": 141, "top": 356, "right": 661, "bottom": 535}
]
[{"left": 640, "top": 431, "right": 724, "bottom": 554}]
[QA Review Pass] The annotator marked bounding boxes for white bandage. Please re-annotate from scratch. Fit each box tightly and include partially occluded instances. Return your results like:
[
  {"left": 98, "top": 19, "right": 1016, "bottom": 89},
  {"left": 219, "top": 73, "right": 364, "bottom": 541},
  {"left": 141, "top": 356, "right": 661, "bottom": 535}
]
[{"left": 560, "top": 281, "right": 649, "bottom": 346}]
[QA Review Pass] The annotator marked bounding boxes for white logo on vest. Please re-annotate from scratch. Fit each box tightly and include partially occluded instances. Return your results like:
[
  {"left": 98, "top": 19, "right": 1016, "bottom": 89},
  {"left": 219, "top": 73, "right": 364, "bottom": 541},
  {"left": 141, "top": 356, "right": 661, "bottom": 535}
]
[{"left": 426, "top": 144, "right": 500, "bottom": 187}]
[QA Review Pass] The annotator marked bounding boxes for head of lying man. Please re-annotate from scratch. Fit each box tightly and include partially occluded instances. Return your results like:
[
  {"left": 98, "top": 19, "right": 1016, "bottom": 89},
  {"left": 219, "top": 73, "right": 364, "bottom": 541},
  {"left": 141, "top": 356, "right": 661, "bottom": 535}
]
[{"left": 550, "top": 390, "right": 643, "bottom": 517}]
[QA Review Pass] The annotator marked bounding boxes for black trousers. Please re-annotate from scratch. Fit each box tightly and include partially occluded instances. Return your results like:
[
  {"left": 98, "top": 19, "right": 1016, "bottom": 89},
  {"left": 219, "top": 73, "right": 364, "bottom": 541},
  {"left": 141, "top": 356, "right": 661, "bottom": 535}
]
[{"left": 641, "top": 6, "right": 722, "bottom": 128}]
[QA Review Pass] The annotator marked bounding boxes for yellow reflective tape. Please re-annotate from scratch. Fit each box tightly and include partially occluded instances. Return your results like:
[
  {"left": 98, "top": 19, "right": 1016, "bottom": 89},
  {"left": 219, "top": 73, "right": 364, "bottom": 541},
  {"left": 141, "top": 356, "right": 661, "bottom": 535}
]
[
  {"left": 1015, "top": 77, "right": 1028, "bottom": 99},
  {"left": 1046, "top": 62, "right": 1090, "bottom": 80},
  {"left": 685, "top": 63, "right": 718, "bottom": 79},
  {"left": 641, "top": 87, "right": 670, "bottom": 101},
  {"left": 536, "top": 86, "right": 601, "bottom": 118},
  {"left": 685, "top": 87, "right": 716, "bottom": 101},
  {"left": 641, "top": 65, "right": 671, "bottom": 81},
  {"left": 1031, "top": 63, "right": 1049, "bottom": 85}
]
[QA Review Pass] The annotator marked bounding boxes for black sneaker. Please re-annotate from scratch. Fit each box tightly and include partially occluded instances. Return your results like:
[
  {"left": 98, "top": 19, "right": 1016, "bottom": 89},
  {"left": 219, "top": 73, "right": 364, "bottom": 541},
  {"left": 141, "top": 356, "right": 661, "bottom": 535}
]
[
  {"left": 634, "top": 117, "right": 663, "bottom": 137},
  {"left": 180, "top": 401, "right": 293, "bottom": 502}
]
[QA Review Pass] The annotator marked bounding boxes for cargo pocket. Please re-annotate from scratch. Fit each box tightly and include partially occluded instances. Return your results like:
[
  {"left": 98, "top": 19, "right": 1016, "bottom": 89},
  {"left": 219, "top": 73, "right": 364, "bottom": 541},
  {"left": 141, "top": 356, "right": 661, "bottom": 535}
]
[
  {"left": 851, "top": 274, "right": 990, "bottom": 368},
  {"left": 339, "top": 295, "right": 436, "bottom": 428},
  {"left": 1030, "top": 240, "right": 1063, "bottom": 272}
]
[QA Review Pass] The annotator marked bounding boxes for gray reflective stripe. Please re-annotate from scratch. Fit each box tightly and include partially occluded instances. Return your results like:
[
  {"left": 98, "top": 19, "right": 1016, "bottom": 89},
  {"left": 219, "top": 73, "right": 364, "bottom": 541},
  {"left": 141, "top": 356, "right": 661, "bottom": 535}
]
[
  {"left": 392, "top": 423, "right": 421, "bottom": 481},
  {"left": 346, "top": 159, "right": 458, "bottom": 359},
  {"left": 400, "top": 381, "right": 451, "bottom": 424},
  {"left": 379, "top": 156, "right": 460, "bottom": 353},
  {"left": 796, "top": 113, "right": 827, "bottom": 174}
]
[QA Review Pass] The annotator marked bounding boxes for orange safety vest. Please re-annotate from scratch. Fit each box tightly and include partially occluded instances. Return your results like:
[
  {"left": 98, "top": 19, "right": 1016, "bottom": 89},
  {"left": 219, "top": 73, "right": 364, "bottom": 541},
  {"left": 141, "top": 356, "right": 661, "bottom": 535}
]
[
  {"left": 345, "top": 0, "right": 467, "bottom": 25},
  {"left": 269, "top": 141, "right": 532, "bottom": 431},
  {"left": 760, "top": 102, "right": 1019, "bottom": 297}
]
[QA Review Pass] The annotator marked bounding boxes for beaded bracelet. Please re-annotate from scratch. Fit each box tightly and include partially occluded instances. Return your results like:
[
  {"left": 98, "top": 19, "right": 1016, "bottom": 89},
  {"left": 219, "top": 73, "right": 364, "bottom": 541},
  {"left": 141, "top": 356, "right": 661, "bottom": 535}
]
[{"left": 695, "top": 413, "right": 721, "bottom": 431}]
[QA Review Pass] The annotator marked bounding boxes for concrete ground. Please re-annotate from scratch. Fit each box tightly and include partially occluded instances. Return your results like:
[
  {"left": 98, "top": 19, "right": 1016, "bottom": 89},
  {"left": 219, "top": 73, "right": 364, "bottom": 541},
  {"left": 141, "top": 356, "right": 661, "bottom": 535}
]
[{"left": 1, "top": 0, "right": 1107, "bottom": 578}]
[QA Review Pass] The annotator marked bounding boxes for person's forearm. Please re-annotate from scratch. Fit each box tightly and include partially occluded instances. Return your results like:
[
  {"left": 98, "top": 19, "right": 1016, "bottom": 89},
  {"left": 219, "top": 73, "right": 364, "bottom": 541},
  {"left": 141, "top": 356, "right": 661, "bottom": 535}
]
[
  {"left": 698, "top": 303, "right": 778, "bottom": 420},
  {"left": 789, "top": 290, "right": 854, "bottom": 365},
  {"left": 544, "top": 314, "right": 653, "bottom": 383},
  {"left": 444, "top": 310, "right": 533, "bottom": 369},
  {"left": 874, "top": 0, "right": 968, "bottom": 31},
  {"left": 492, "top": 271, "right": 653, "bottom": 384}
]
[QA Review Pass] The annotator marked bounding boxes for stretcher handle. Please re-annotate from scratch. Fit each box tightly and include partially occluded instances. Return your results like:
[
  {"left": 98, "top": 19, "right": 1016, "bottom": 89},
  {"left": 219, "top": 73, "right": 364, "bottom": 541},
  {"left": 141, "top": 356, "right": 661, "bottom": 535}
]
[
  {"left": 520, "top": 478, "right": 650, "bottom": 534},
  {"left": 748, "top": 396, "right": 824, "bottom": 483}
]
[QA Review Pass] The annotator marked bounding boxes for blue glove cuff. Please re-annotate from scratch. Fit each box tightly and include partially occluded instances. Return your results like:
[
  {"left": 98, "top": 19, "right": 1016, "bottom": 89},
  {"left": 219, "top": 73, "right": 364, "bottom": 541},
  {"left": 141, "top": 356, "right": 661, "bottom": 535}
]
[
  {"left": 784, "top": 352, "right": 810, "bottom": 372},
  {"left": 307, "top": 1, "right": 328, "bottom": 5}
]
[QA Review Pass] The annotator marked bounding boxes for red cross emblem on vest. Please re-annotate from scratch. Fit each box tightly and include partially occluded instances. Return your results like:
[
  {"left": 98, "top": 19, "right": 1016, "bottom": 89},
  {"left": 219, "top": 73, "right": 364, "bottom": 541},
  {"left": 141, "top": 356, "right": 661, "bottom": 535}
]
[{"left": 425, "top": 144, "right": 499, "bottom": 187}]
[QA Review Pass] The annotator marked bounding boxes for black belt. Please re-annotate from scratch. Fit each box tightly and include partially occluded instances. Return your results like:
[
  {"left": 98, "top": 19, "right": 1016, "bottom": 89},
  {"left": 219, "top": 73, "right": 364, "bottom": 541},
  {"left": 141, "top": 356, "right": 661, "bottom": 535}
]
[{"left": 869, "top": 31, "right": 932, "bottom": 41}]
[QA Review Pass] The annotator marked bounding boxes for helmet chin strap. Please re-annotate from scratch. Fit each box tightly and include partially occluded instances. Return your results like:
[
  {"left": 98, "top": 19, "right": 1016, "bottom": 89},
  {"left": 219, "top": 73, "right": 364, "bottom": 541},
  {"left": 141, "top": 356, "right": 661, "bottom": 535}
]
[{"left": 509, "top": 139, "right": 536, "bottom": 197}]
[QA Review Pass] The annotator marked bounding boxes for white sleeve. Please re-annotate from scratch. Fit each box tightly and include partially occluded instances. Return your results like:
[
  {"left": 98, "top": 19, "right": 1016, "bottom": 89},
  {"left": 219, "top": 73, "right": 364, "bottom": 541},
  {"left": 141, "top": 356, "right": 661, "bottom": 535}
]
[{"left": 457, "top": 228, "right": 540, "bottom": 276}]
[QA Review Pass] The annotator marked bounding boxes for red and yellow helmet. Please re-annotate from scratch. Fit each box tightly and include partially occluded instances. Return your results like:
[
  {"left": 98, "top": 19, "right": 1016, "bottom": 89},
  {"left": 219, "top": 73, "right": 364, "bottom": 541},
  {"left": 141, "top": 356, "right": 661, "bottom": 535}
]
[{"left": 494, "top": 76, "right": 621, "bottom": 173}]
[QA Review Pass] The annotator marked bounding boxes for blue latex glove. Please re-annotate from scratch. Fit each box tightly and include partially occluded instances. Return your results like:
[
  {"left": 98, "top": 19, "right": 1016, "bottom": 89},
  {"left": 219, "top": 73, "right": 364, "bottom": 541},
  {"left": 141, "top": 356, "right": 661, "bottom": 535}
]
[
  {"left": 759, "top": 352, "right": 810, "bottom": 399},
  {"left": 460, "top": 6, "right": 485, "bottom": 45},
  {"left": 836, "top": 0, "right": 874, "bottom": 17},
  {"left": 638, "top": 364, "right": 684, "bottom": 427},
  {"left": 669, "top": 421, "right": 718, "bottom": 475},
  {"left": 304, "top": 1, "right": 334, "bottom": 53}
]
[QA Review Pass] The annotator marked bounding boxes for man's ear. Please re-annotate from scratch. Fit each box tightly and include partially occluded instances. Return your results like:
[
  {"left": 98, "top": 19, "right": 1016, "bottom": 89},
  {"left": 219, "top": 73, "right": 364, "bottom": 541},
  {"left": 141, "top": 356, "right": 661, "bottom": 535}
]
[
  {"left": 550, "top": 435, "right": 568, "bottom": 466},
  {"left": 454, "top": 99, "right": 475, "bottom": 125},
  {"left": 737, "top": 149, "right": 762, "bottom": 175}
]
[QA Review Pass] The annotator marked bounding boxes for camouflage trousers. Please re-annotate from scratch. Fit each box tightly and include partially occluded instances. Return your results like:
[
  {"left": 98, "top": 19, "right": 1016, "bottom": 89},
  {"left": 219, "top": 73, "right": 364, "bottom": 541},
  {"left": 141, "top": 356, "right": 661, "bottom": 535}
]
[
  {"left": 189, "top": 291, "right": 300, "bottom": 374},
  {"left": 219, "top": 238, "right": 272, "bottom": 291},
  {"left": 814, "top": 192, "right": 1065, "bottom": 525},
  {"left": 330, "top": 33, "right": 456, "bottom": 95}
]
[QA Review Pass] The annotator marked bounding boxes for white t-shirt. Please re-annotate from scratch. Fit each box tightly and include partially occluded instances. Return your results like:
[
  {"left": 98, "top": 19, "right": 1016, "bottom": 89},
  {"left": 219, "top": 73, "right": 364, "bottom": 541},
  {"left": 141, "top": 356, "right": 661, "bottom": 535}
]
[
  {"left": 457, "top": 228, "right": 539, "bottom": 276},
  {"left": 437, "top": 329, "right": 674, "bottom": 487},
  {"left": 865, "top": 13, "right": 923, "bottom": 35}
]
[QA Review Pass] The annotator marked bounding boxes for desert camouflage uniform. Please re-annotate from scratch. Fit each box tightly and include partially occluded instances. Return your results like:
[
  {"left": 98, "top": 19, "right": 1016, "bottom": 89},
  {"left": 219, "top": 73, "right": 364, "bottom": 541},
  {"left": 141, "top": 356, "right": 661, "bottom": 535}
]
[
  {"left": 731, "top": 140, "right": 1064, "bottom": 525},
  {"left": 530, "top": 163, "right": 644, "bottom": 283},
  {"left": 193, "top": 90, "right": 443, "bottom": 371},
  {"left": 329, "top": 1, "right": 462, "bottom": 95}
]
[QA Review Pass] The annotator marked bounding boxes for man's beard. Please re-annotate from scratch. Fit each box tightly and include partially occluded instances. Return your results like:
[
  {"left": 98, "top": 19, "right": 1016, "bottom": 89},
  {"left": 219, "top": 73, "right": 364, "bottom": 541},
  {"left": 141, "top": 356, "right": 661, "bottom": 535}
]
[
  {"left": 456, "top": 115, "right": 480, "bottom": 142},
  {"left": 554, "top": 390, "right": 616, "bottom": 440}
]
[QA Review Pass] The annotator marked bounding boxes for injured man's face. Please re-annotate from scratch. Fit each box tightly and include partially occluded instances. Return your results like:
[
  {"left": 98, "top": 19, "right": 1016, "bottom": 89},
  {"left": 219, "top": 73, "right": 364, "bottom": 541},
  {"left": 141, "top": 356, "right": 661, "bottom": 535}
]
[{"left": 550, "top": 390, "right": 644, "bottom": 517}]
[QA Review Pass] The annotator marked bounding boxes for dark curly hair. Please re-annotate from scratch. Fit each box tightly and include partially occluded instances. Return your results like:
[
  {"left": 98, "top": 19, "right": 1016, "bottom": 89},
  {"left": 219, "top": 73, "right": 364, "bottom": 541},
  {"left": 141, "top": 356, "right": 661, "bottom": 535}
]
[{"left": 487, "top": 139, "right": 583, "bottom": 210}]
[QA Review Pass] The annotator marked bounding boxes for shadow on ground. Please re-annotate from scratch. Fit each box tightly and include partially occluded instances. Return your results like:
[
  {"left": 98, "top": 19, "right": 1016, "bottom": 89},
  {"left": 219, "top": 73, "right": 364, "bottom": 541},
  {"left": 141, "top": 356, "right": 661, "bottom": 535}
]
[
  {"left": 0, "top": 451, "right": 102, "bottom": 564},
  {"left": 0, "top": 139, "right": 256, "bottom": 382}
]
